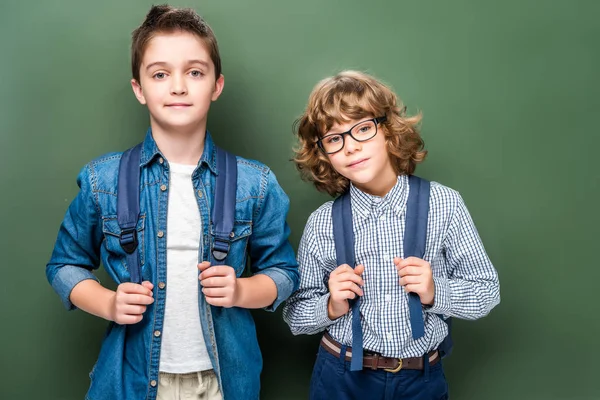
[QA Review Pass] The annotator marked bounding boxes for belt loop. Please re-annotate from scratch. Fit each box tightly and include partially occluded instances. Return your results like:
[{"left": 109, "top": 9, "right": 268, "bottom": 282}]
[
  {"left": 339, "top": 344, "right": 348, "bottom": 374},
  {"left": 371, "top": 354, "right": 379, "bottom": 371},
  {"left": 423, "top": 353, "right": 430, "bottom": 382}
]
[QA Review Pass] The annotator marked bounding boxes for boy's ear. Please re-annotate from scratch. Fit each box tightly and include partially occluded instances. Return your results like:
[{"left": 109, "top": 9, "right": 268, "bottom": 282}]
[
  {"left": 131, "top": 79, "right": 147, "bottom": 105},
  {"left": 211, "top": 74, "right": 225, "bottom": 102}
]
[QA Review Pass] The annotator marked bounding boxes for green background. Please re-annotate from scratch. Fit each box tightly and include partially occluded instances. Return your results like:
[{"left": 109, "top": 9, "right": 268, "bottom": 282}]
[{"left": 1, "top": 0, "right": 598, "bottom": 399}]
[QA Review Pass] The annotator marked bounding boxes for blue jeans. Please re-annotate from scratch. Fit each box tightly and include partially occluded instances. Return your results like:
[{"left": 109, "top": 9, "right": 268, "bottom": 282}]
[{"left": 309, "top": 346, "right": 449, "bottom": 400}]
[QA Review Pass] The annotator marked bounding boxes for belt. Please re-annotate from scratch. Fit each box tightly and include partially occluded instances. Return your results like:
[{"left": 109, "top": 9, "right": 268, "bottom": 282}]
[{"left": 320, "top": 332, "right": 439, "bottom": 373}]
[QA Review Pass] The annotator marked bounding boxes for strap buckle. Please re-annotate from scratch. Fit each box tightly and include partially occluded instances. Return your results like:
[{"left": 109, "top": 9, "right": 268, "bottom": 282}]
[
  {"left": 211, "top": 237, "right": 230, "bottom": 262},
  {"left": 384, "top": 359, "right": 403, "bottom": 373},
  {"left": 119, "top": 228, "right": 138, "bottom": 254}
]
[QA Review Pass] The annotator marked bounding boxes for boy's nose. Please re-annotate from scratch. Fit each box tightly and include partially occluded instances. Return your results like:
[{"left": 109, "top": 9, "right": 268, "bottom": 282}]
[
  {"left": 344, "top": 135, "right": 362, "bottom": 154},
  {"left": 170, "top": 77, "right": 187, "bottom": 95}
]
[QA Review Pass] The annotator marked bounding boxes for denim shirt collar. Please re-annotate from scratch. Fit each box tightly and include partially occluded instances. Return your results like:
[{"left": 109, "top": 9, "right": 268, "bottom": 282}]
[{"left": 139, "top": 128, "right": 218, "bottom": 174}]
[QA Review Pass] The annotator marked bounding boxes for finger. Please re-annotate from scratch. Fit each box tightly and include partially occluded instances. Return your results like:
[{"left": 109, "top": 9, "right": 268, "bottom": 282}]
[
  {"left": 119, "top": 283, "right": 153, "bottom": 297},
  {"left": 404, "top": 283, "right": 421, "bottom": 294},
  {"left": 334, "top": 290, "right": 357, "bottom": 300},
  {"left": 336, "top": 281, "right": 363, "bottom": 296},
  {"left": 398, "top": 266, "right": 422, "bottom": 277},
  {"left": 117, "top": 314, "right": 143, "bottom": 325},
  {"left": 121, "top": 305, "right": 147, "bottom": 315},
  {"left": 198, "top": 261, "right": 211, "bottom": 271},
  {"left": 333, "top": 264, "right": 353, "bottom": 275},
  {"left": 335, "top": 272, "right": 364, "bottom": 287},
  {"left": 399, "top": 275, "right": 421, "bottom": 286},
  {"left": 200, "top": 276, "right": 228, "bottom": 288},
  {"left": 202, "top": 287, "right": 232, "bottom": 298},
  {"left": 200, "top": 265, "right": 234, "bottom": 280},
  {"left": 397, "top": 257, "right": 426, "bottom": 269},
  {"left": 354, "top": 264, "right": 365, "bottom": 275},
  {"left": 123, "top": 293, "right": 155, "bottom": 306},
  {"left": 141, "top": 281, "right": 154, "bottom": 291},
  {"left": 205, "top": 297, "right": 230, "bottom": 307}
]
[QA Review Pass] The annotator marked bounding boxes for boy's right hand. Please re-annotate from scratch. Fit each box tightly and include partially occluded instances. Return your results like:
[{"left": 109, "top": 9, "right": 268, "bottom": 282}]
[
  {"left": 109, "top": 281, "right": 154, "bottom": 325},
  {"left": 327, "top": 264, "right": 364, "bottom": 320}
]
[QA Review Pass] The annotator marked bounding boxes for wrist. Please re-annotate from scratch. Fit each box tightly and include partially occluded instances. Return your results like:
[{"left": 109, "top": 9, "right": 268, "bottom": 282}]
[{"left": 327, "top": 298, "right": 345, "bottom": 320}]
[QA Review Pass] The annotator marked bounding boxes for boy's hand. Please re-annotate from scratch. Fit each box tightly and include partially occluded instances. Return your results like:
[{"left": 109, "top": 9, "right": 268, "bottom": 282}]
[
  {"left": 327, "top": 264, "right": 365, "bottom": 320},
  {"left": 395, "top": 257, "right": 435, "bottom": 305},
  {"left": 110, "top": 281, "right": 154, "bottom": 325},
  {"left": 198, "top": 261, "right": 239, "bottom": 308}
]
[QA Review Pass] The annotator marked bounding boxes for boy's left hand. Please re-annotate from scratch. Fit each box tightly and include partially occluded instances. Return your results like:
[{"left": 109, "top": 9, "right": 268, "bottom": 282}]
[
  {"left": 394, "top": 257, "right": 435, "bottom": 306},
  {"left": 198, "top": 261, "right": 239, "bottom": 308}
]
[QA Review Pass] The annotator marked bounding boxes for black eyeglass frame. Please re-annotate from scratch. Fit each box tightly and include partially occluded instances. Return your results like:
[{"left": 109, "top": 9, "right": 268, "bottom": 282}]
[{"left": 316, "top": 115, "right": 387, "bottom": 154}]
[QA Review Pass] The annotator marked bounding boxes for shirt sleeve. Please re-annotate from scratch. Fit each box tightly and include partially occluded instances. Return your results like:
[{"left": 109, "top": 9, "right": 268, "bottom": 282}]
[
  {"left": 425, "top": 193, "right": 500, "bottom": 320},
  {"left": 45, "top": 164, "right": 103, "bottom": 310},
  {"left": 283, "top": 213, "right": 338, "bottom": 335},
  {"left": 248, "top": 169, "right": 299, "bottom": 311}
]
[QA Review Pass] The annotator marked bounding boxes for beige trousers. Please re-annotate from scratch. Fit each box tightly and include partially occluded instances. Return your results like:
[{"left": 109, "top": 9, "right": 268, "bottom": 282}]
[{"left": 157, "top": 370, "right": 222, "bottom": 400}]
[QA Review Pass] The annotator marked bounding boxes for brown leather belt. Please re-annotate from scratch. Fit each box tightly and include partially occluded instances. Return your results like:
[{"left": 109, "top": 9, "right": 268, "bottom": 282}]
[{"left": 320, "top": 332, "right": 439, "bottom": 372}]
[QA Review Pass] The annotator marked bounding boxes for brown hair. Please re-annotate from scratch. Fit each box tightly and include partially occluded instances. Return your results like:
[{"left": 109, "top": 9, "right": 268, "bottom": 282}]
[
  {"left": 131, "top": 4, "right": 221, "bottom": 82},
  {"left": 293, "top": 70, "right": 427, "bottom": 197}
]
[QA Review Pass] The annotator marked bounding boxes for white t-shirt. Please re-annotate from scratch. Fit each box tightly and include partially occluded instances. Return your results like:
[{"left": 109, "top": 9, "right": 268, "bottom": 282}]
[{"left": 159, "top": 162, "right": 212, "bottom": 373}]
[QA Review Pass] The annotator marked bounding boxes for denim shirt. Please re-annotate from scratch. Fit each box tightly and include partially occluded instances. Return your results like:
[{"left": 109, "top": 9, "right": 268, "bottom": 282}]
[{"left": 46, "top": 130, "right": 299, "bottom": 400}]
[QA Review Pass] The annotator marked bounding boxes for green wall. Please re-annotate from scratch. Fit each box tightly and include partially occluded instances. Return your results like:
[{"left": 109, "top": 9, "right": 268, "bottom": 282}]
[{"left": 1, "top": 0, "right": 598, "bottom": 399}]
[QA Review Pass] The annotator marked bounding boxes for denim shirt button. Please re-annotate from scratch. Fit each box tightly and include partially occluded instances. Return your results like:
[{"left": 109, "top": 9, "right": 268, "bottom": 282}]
[
  {"left": 157, "top": 231, "right": 164, "bottom": 238},
  {"left": 154, "top": 330, "right": 161, "bottom": 337},
  {"left": 197, "top": 190, "right": 203, "bottom": 198},
  {"left": 150, "top": 380, "right": 157, "bottom": 387},
  {"left": 158, "top": 282, "right": 166, "bottom": 289},
  {"left": 160, "top": 184, "right": 167, "bottom": 191},
  {"left": 158, "top": 157, "right": 164, "bottom": 164}
]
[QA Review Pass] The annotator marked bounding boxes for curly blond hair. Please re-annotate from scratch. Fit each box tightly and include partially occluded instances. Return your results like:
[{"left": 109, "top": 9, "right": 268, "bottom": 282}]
[{"left": 293, "top": 70, "right": 427, "bottom": 197}]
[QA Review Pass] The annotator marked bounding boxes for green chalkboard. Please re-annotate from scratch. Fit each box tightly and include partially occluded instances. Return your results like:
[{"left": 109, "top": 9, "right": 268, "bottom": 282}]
[{"left": 1, "top": 0, "right": 598, "bottom": 399}]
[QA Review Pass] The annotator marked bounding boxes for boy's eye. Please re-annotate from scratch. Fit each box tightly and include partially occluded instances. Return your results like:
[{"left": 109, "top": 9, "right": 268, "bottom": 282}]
[
  {"left": 325, "top": 135, "right": 342, "bottom": 144},
  {"left": 357, "top": 125, "right": 373, "bottom": 134},
  {"left": 190, "top": 70, "right": 204, "bottom": 77},
  {"left": 153, "top": 72, "right": 166, "bottom": 80}
]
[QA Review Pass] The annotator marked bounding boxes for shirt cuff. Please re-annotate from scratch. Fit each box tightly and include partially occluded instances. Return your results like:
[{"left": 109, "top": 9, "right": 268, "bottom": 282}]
[
  {"left": 425, "top": 276, "right": 452, "bottom": 316},
  {"left": 313, "top": 293, "right": 338, "bottom": 330},
  {"left": 51, "top": 265, "right": 98, "bottom": 310},
  {"left": 257, "top": 269, "right": 295, "bottom": 312}
]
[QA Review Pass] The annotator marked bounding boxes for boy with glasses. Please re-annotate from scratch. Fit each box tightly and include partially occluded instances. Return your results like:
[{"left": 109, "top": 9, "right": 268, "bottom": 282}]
[{"left": 283, "top": 70, "right": 500, "bottom": 399}]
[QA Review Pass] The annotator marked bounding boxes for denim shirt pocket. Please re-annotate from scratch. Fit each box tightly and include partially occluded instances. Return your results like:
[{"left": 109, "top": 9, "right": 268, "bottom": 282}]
[
  {"left": 101, "top": 214, "right": 146, "bottom": 283},
  {"left": 213, "top": 220, "right": 252, "bottom": 276}
]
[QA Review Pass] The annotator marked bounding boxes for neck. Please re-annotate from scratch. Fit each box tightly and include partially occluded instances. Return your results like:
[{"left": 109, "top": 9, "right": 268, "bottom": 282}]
[
  {"left": 150, "top": 118, "right": 207, "bottom": 165},
  {"left": 355, "top": 165, "right": 398, "bottom": 197}
]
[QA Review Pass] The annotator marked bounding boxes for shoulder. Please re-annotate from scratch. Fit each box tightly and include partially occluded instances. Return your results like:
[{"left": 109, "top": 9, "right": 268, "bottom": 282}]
[
  {"left": 77, "top": 151, "right": 125, "bottom": 195},
  {"left": 428, "top": 180, "right": 467, "bottom": 219},
  {"left": 302, "top": 200, "right": 335, "bottom": 238},
  {"left": 233, "top": 155, "right": 284, "bottom": 199}
]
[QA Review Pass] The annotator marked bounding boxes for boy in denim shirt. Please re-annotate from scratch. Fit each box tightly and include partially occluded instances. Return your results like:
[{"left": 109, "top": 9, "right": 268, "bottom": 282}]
[
  {"left": 283, "top": 71, "right": 499, "bottom": 399},
  {"left": 46, "top": 5, "right": 298, "bottom": 400}
]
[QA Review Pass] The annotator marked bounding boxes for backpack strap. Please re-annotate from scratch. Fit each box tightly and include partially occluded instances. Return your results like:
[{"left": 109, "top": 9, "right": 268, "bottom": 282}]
[
  {"left": 406, "top": 176, "right": 453, "bottom": 357},
  {"left": 211, "top": 147, "right": 238, "bottom": 264},
  {"left": 332, "top": 191, "right": 363, "bottom": 371},
  {"left": 404, "top": 175, "right": 430, "bottom": 340},
  {"left": 117, "top": 143, "right": 143, "bottom": 284}
]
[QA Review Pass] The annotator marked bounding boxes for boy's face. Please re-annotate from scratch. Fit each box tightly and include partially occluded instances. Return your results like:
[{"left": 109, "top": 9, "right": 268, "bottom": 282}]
[
  {"left": 325, "top": 117, "right": 396, "bottom": 196},
  {"left": 131, "top": 31, "right": 224, "bottom": 133}
]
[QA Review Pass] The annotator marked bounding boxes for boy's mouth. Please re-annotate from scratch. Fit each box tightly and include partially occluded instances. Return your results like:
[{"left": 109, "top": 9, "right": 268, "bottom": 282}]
[
  {"left": 165, "top": 103, "right": 192, "bottom": 108},
  {"left": 347, "top": 158, "right": 368, "bottom": 168}
]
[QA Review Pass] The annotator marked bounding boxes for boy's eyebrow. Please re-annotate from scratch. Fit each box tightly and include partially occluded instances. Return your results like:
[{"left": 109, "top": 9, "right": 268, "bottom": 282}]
[
  {"left": 145, "top": 60, "right": 210, "bottom": 70},
  {"left": 187, "top": 59, "right": 210, "bottom": 68}
]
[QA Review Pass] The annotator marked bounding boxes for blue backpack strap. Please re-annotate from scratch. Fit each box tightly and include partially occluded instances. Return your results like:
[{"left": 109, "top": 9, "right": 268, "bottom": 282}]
[
  {"left": 406, "top": 176, "right": 453, "bottom": 357},
  {"left": 404, "top": 175, "right": 430, "bottom": 340},
  {"left": 332, "top": 191, "right": 363, "bottom": 371},
  {"left": 211, "top": 146, "right": 238, "bottom": 264},
  {"left": 117, "top": 143, "right": 143, "bottom": 284}
]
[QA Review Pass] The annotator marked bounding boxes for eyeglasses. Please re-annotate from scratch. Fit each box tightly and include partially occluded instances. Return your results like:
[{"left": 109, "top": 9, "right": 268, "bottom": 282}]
[{"left": 317, "top": 116, "right": 387, "bottom": 154}]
